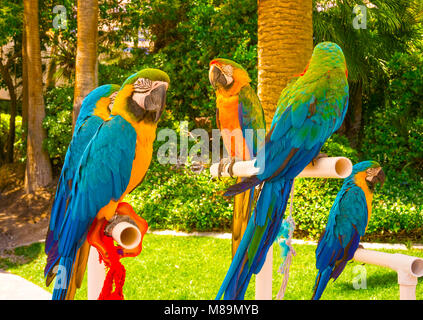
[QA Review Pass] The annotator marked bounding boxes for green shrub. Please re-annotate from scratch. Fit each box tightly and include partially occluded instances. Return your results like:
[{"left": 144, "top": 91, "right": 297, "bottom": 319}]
[
  {"left": 0, "top": 113, "right": 24, "bottom": 163},
  {"left": 42, "top": 86, "right": 73, "bottom": 168},
  {"left": 125, "top": 158, "right": 422, "bottom": 242}
]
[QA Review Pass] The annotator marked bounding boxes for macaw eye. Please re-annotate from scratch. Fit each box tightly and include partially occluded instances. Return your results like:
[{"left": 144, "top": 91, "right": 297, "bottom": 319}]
[{"left": 134, "top": 78, "right": 152, "bottom": 93}]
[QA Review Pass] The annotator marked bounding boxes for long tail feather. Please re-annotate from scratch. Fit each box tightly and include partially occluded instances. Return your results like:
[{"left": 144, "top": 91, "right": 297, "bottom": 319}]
[
  {"left": 217, "top": 178, "right": 293, "bottom": 300},
  {"left": 312, "top": 267, "right": 332, "bottom": 300},
  {"left": 51, "top": 249, "right": 77, "bottom": 300},
  {"left": 224, "top": 176, "right": 261, "bottom": 197},
  {"left": 232, "top": 178, "right": 255, "bottom": 257}
]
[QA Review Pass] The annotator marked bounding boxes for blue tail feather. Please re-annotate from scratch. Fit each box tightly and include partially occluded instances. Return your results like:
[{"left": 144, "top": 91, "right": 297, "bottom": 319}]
[
  {"left": 224, "top": 176, "right": 261, "bottom": 197},
  {"left": 312, "top": 267, "right": 332, "bottom": 300},
  {"left": 52, "top": 249, "right": 76, "bottom": 300},
  {"left": 217, "top": 178, "right": 293, "bottom": 300}
]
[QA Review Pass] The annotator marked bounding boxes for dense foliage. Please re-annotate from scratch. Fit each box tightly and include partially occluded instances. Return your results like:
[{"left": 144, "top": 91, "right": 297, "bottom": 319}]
[
  {"left": 362, "top": 52, "right": 423, "bottom": 176},
  {"left": 42, "top": 86, "right": 74, "bottom": 170},
  {"left": 100, "top": 0, "right": 258, "bottom": 124},
  {"left": 0, "top": 113, "right": 23, "bottom": 163}
]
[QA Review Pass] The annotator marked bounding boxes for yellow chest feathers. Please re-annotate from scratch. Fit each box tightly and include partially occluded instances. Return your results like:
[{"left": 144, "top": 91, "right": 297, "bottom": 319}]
[
  {"left": 354, "top": 171, "right": 373, "bottom": 222},
  {"left": 125, "top": 121, "right": 157, "bottom": 192}
]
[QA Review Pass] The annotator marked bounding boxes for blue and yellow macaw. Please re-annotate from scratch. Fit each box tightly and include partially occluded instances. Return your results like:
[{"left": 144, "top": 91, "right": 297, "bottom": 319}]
[
  {"left": 209, "top": 58, "right": 266, "bottom": 257},
  {"left": 44, "top": 69, "right": 170, "bottom": 300},
  {"left": 312, "top": 161, "right": 385, "bottom": 300},
  {"left": 216, "top": 42, "right": 349, "bottom": 300}
]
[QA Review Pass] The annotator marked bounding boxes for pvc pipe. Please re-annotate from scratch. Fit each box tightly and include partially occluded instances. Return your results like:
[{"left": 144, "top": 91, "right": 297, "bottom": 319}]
[
  {"left": 353, "top": 248, "right": 423, "bottom": 300},
  {"left": 210, "top": 157, "right": 352, "bottom": 179},
  {"left": 255, "top": 245, "right": 273, "bottom": 300},
  {"left": 87, "top": 246, "right": 106, "bottom": 300},
  {"left": 296, "top": 157, "right": 352, "bottom": 179},
  {"left": 210, "top": 159, "right": 259, "bottom": 177},
  {"left": 110, "top": 221, "right": 142, "bottom": 250}
]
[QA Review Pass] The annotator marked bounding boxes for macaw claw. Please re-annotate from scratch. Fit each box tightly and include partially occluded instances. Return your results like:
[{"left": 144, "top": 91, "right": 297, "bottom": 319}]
[{"left": 217, "top": 157, "right": 236, "bottom": 179}]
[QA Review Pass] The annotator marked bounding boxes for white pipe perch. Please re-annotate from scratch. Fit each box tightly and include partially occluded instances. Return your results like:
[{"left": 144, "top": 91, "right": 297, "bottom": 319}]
[
  {"left": 353, "top": 248, "right": 423, "bottom": 300},
  {"left": 108, "top": 221, "right": 142, "bottom": 250},
  {"left": 210, "top": 156, "right": 353, "bottom": 179},
  {"left": 210, "top": 156, "right": 353, "bottom": 300},
  {"left": 87, "top": 218, "right": 142, "bottom": 300}
]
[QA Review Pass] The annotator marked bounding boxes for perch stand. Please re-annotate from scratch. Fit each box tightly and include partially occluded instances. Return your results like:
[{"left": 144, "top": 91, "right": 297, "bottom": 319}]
[
  {"left": 87, "top": 215, "right": 143, "bottom": 300},
  {"left": 353, "top": 247, "right": 423, "bottom": 300},
  {"left": 211, "top": 156, "right": 353, "bottom": 300}
]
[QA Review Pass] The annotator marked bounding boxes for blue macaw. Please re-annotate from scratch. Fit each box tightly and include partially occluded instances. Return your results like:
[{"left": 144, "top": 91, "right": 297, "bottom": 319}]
[
  {"left": 312, "top": 161, "right": 385, "bottom": 300},
  {"left": 216, "top": 42, "right": 349, "bottom": 300},
  {"left": 44, "top": 69, "right": 170, "bottom": 300}
]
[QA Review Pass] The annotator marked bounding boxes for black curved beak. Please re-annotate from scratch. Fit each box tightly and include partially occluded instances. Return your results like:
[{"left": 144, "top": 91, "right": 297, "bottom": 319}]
[
  {"left": 144, "top": 83, "right": 168, "bottom": 123},
  {"left": 209, "top": 65, "right": 228, "bottom": 89},
  {"left": 366, "top": 167, "right": 386, "bottom": 188}
]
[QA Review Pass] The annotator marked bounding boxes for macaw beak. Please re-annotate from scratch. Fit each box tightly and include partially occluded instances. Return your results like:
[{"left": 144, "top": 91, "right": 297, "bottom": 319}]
[
  {"left": 130, "top": 82, "right": 168, "bottom": 123},
  {"left": 209, "top": 65, "right": 233, "bottom": 89},
  {"left": 366, "top": 167, "right": 385, "bottom": 188},
  {"left": 144, "top": 83, "right": 168, "bottom": 123}
]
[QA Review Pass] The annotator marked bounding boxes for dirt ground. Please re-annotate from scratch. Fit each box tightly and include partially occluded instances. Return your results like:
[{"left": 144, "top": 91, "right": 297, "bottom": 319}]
[{"left": 0, "top": 163, "right": 56, "bottom": 251}]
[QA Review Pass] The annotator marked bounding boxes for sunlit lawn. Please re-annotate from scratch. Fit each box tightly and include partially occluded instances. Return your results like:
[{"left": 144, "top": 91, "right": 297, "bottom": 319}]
[{"left": 1, "top": 233, "right": 423, "bottom": 300}]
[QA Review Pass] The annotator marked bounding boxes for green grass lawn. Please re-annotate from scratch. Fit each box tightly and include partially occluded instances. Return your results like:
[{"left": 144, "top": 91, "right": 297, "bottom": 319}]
[{"left": 1, "top": 233, "right": 423, "bottom": 300}]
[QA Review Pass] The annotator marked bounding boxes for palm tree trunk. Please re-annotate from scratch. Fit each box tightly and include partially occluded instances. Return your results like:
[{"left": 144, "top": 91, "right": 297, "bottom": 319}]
[
  {"left": 22, "top": 18, "right": 28, "bottom": 134},
  {"left": 73, "top": 0, "right": 98, "bottom": 130},
  {"left": 23, "top": 0, "right": 53, "bottom": 193},
  {"left": 257, "top": 0, "right": 313, "bottom": 127}
]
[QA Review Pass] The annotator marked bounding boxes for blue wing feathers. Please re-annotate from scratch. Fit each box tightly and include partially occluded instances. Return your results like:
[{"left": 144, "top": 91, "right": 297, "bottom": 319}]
[
  {"left": 48, "top": 115, "right": 136, "bottom": 299},
  {"left": 45, "top": 85, "right": 118, "bottom": 278}
]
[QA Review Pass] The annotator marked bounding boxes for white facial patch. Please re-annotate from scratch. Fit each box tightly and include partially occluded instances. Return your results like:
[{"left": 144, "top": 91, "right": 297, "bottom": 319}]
[
  {"left": 221, "top": 64, "right": 234, "bottom": 86},
  {"left": 132, "top": 79, "right": 169, "bottom": 110}
]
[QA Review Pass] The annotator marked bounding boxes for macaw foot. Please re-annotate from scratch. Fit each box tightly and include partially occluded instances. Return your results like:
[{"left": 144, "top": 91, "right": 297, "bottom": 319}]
[
  {"left": 217, "top": 157, "right": 236, "bottom": 179},
  {"left": 311, "top": 153, "right": 328, "bottom": 166}
]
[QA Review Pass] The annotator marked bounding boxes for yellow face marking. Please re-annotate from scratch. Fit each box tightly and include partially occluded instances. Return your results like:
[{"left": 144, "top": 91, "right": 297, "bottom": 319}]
[
  {"left": 111, "top": 84, "right": 135, "bottom": 122},
  {"left": 93, "top": 97, "right": 112, "bottom": 120},
  {"left": 354, "top": 171, "right": 373, "bottom": 228}
]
